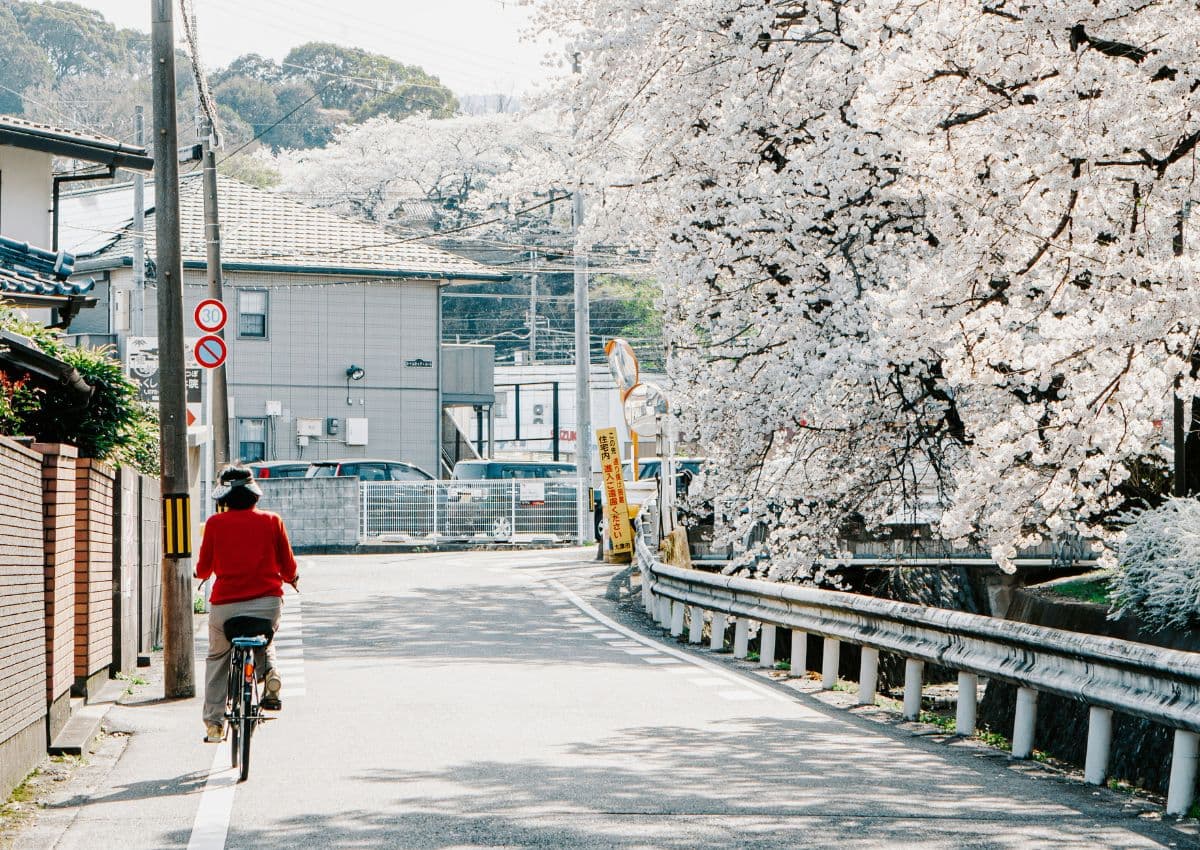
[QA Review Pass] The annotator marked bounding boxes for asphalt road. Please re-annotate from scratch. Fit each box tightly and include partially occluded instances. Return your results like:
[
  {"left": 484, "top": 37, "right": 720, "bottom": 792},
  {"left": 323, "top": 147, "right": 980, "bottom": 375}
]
[{"left": 10, "top": 549, "right": 1196, "bottom": 849}]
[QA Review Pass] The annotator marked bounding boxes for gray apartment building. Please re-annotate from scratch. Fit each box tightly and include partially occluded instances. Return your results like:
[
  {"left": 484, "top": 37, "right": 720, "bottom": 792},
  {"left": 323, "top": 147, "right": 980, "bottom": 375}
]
[{"left": 60, "top": 174, "right": 500, "bottom": 477}]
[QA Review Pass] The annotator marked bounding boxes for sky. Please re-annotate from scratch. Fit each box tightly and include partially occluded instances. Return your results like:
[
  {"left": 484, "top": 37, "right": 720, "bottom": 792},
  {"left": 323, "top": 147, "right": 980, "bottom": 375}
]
[{"left": 75, "top": 0, "right": 561, "bottom": 96}]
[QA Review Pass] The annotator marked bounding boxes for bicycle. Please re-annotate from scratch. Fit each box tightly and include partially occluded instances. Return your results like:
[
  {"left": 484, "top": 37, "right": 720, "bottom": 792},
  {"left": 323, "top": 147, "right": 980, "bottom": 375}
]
[{"left": 221, "top": 616, "right": 276, "bottom": 782}]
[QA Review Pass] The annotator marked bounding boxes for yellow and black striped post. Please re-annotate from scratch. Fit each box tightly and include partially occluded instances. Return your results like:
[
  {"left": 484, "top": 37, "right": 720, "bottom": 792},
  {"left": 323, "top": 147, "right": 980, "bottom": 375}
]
[{"left": 162, "top": 493, "right": 192, "bottom": 558}]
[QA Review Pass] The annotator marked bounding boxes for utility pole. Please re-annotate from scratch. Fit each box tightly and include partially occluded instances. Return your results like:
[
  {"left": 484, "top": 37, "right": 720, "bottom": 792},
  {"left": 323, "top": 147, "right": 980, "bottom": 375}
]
[
  {"left": 528, "top": 248, "right": 538, "bottom": 362},
  {"left": 152, "top": 0, "right": 195, "bottom": 698},
  {"left": 571, "top": 52, "right": 594, "bottom": 543},
  {"left": 132, "top": 106, "right": 145, "bottom": 336},
  {"left": 201, "top": 118, "right": 230, "bottom": 468}
]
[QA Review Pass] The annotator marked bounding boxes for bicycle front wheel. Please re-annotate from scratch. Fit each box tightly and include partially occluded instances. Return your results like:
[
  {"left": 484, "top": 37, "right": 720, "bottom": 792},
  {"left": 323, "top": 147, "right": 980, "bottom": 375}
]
[{"left": 238, "top": 687, "right": 253, "bottom": 781}]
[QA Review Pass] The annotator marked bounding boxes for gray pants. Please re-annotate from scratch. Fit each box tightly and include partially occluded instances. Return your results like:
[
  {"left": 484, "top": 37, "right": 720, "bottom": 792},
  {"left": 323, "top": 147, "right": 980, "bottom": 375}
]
[{"left": 204, "top": 596, "right": 283, "bottom": 725}]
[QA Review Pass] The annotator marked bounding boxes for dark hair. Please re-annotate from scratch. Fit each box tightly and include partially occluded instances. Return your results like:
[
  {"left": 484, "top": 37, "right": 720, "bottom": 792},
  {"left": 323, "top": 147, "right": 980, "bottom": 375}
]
[{"left": 221, "top": 487, "right": 259, "bottom": 511}]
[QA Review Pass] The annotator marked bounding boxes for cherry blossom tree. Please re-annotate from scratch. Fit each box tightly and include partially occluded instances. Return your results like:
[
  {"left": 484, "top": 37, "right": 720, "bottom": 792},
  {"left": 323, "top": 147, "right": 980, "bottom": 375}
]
[
  {"left": 534, "top": 0, "right": 1200, "bottom": 574},
  {"left": 271, "top": 112, "right": 568, "bottom": 233}
]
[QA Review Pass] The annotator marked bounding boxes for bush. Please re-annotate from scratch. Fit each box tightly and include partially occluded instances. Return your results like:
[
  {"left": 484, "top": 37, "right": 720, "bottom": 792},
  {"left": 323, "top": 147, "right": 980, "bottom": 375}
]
[
  {"left": 1109, "top": 497, "right": 1200, "bottom": 631},
  {"left": 0, "top": 309, "right": 159, "bottom": 475}
]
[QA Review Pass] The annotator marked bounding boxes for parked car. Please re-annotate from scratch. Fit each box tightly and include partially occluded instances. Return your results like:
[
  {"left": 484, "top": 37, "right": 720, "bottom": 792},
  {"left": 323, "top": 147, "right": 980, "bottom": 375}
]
[
  {"left": 450, "top": 460, "right": 577, "bottom": 480},
  {"left": 306, "top": 459, "right": 434, "bottom": 481},
  {"left": 448, "top": 460, "right": 580, "bottom": 541},
  {"left": 247, "top": 461, "right": 311, "bottom": 479}
]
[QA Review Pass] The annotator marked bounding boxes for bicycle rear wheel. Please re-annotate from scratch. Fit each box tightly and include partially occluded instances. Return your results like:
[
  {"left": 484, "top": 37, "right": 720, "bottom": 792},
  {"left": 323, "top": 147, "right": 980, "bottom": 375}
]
[
  {"left": 238, "top": 686, "right": 253, "bottom": 781},
  {"left": 228, "top": 655, "right": 240, "bottom": 768}
]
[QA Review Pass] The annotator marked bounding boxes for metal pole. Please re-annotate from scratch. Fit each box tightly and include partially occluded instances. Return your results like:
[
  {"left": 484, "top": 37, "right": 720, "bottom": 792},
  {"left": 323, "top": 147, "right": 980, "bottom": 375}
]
[
  {"left": 552, "top": 381, "right": 560, "bottom": 461},
  {"left": 152, "top": 0, "right": 195, "bottom": 698},
  {"left": 571, "top": 56, "right": 593, "bottom": 543},
  {"left": 201, "top": 121, "right": 230, "bottom": 469},
  {"left": 132, "top": 106, "right": 145, "bottom": 336},
  {"left": 528, "top": 249, "right": 538, "bottom": 362}
]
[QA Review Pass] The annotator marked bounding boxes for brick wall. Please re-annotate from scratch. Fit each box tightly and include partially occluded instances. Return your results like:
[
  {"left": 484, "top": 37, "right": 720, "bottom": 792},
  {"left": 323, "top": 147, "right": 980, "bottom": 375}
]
[
  {"left": 0, "top": 436, "right": 48, "bottom": 795},
  {"left": 32, "top": 443, "right": 76, "bottom": 710},
  {"left": 256, "top": 477, "right": 359, "bottom": 549},
  {"left": 74, "top": 459, "right": 114, "bottom": 684}
]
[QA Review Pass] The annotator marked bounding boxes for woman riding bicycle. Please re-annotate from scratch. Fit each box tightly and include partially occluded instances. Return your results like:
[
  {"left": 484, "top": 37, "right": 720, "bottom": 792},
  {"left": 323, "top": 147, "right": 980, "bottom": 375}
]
[{"left": 196, "top": 465, "right": 299, "bottom": 743}]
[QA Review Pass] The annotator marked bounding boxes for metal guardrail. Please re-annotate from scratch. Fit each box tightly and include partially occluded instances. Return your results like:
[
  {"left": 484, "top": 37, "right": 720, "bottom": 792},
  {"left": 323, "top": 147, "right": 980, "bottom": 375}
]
[
  {"left": 361, "top": 479, "right": 580, "bottom": 544},
  {"left": 634, "top": 519, "right": 1200, "bottom": 816}
]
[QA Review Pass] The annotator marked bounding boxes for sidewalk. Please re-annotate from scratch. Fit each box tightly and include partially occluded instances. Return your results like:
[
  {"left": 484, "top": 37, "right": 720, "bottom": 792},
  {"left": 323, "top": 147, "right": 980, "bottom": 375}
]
[{"left": 8, "top": 619, "right": 214, "bottom": 850}]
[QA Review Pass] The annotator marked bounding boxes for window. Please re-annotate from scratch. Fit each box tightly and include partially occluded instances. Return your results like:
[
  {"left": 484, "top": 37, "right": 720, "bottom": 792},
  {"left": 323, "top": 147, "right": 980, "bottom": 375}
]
[
  {"left": 389, "top": 463, "right": 431, "bottom": 481},
  {"left": 346, "top": 463, "right": 389, "bottom": 481},
  {"left": 238, "top": 289, "right": 268, "bottom": 338},
  {"left": 237, "top": 418, "right": 267, "bottom": 462}
]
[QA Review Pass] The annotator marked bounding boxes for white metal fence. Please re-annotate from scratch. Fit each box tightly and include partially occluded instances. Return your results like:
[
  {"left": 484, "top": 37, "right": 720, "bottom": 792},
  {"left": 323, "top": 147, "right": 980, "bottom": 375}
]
[
  {"left": 361, "top": 479, "right": 581, "bottom": 543},
  {"left": 634, "top": 515, "right": 1200, "bottom": 816}
]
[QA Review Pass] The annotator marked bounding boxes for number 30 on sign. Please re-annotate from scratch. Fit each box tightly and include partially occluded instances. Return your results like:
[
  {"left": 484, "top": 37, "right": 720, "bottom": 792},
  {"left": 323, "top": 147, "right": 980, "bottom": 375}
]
[{"left": 194, "top": 299, "right": 227, "bottom": 333}]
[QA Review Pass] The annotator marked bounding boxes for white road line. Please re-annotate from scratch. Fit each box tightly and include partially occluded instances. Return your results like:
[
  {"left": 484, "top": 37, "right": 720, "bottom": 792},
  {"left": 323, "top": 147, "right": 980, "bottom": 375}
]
[
  {"left": 643, "top": 657, "right": 682, "bottom": 665},
  {"left": 547, "top": 579, "right": 793, "bottom": 705},
  {"left": 622, "top": 648, "right": 661, "bottom": 656},
  {"left": 185, "top": 745, "right": 237, "bottom": 850}
]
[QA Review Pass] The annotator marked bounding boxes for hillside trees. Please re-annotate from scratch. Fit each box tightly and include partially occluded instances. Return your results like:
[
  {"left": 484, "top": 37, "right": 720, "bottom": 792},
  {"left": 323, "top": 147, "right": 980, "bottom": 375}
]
[{"left": 538, "top": 0, "right": 1200, "bottom": 572}]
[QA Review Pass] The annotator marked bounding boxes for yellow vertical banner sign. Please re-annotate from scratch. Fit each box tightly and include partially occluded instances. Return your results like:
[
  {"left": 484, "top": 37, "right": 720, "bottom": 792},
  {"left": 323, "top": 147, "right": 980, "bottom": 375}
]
[
  {"left": 162, "top": 493, "right": 192, "bottom": 558},
  {"left": 597, "top": 427, "right": 632, "bottom": 553}
]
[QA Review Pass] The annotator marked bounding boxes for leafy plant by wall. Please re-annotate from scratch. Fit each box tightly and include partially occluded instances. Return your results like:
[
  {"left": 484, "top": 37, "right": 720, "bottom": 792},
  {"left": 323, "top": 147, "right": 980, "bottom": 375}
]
[{"left": 0, "top": 310, "right": 159, "bottom": 475}]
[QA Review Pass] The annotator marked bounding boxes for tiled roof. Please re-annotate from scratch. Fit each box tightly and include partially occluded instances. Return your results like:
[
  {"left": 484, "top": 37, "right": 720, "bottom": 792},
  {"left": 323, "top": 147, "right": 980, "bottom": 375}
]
[
  {"left": 71, "top": 174, "right": 506, "bottom": 281},
  {"left": 0, "top": 236, "right": 94, "bottom": 302},
  {"left": 0, "top": 115, "right": 152, "bottom": 171}
]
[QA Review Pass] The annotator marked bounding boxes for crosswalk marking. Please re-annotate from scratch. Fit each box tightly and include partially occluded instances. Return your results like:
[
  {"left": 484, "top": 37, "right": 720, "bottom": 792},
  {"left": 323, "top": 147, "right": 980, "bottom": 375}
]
[{"left": 275, "top": 598, "right": 305, "bottom": 698}]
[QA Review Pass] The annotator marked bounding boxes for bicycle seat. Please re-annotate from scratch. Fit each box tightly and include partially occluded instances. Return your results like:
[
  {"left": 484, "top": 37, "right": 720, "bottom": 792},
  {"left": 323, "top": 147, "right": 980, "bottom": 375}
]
[{"left": 224, "top": 616, "right": 274, "bottom": 646}]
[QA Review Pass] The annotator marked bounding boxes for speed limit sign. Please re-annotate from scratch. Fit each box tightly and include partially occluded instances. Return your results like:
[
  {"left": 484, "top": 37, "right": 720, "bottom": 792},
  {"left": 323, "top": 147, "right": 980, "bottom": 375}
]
[{"left": 194, "top": 299, "right": 227, "bottom": 333}]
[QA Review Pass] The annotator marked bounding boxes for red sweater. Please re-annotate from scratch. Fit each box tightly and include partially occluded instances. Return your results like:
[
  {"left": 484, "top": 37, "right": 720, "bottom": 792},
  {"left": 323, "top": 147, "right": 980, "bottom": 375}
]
[{"left": 196, "top": 508, "right": 298, "bottom": 605}]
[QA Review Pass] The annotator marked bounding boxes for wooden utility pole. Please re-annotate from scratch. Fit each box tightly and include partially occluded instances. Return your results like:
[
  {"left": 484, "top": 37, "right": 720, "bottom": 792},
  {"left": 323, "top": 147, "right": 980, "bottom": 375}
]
[
  {"left": 201, "top": 119, "right": 230, "bottom": 468},
  {"left": 152, "top": 0, "right": 195, "bottom": 698}
]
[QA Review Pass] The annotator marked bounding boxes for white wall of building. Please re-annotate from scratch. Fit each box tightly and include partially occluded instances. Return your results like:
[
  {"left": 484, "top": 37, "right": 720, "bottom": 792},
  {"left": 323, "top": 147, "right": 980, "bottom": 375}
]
[{"left": 0, "top": 146, "right": 53, "bottom": 246}]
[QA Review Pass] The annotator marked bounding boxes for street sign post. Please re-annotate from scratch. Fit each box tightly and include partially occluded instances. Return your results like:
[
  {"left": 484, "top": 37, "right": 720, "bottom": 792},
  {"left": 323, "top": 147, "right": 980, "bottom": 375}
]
[
  {"left": 193, "top": 335, "right": 227, "bottom": 369},
  {"left": 193, "top": 298, "right": 227, "bottom": 333}
]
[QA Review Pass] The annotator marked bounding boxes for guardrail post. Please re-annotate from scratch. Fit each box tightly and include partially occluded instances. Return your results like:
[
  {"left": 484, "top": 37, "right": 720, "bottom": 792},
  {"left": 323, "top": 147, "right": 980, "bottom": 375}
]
[
  {"left": 688, "top": 605, "right": 703, "bottom": 644},
  {"left": 857, "top": 647, "right": 879, "bottom": 706},
  {"left": 1167, "top": 729, "right": 1199, "bottom": 816},
  {"left": 821, "top": 638, "right": 840, "bottom": 689},
  {"left": 1012, "top": 687, "right": 1038, "bottom": 759},
  {"left": 670, "top": 600, "right": 685, "bottom": 637},
  {"left": 733, "top": 619, "right": 750, "bottom": 659},
  {"left": 656, "top": 595, "right": 670, "bottom": 628},
  {"left": 903, "top": 659, "right": 923, "bottom": 720},
  {"left": 759, "top": 625, "right": 776, "bottom": 668},
  {"left": 956, "top": 672, "right": 978, "bottom": 736},
  {"left": 710, "top": 613, "right": 726, "bottom": 651},
  {"left": 1084, "top": 706, "right": 1113, "bottom": 785},
  {"left": 790, "top": 629, "right": 807, "bottom": 678}
]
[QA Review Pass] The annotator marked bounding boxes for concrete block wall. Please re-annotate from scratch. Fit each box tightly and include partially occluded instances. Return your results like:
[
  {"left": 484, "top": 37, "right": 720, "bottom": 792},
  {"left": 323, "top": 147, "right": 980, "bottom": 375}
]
[
  {"left": 0, "top": 437, "right": 48, "bottom": 799},
  {"left": 32, "top": 443, "right": 77, "bottom": 740},
  {"left": 73, "top": 459, "right": 114, "bottom": 696},
  {"left": 256, "top": 477, "right": 359, "bottom": 550}
]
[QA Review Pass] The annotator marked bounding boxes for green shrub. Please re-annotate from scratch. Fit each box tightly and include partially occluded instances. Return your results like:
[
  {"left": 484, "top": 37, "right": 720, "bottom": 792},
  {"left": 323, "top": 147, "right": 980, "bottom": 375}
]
[{"left": 0, "top": 309, "right": 159, "bottom": 474}]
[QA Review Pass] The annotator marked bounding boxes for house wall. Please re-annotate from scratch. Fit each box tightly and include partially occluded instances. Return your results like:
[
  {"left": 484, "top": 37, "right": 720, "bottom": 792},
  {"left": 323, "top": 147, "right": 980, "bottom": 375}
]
[
  {"left": 32, "top": 443, "right": 77, "bottom": 741},
  {"left": 0, "top": 146, "right": 53, "bottom": 246},
  {"left": 96, "top": 268, "right": 444, "bottom": 476},
  {"left": 73, "top": 459, "right": 114, "bottom": 696},
  {"left": 0, "top": 437, "right": 48, "bottom": 800}
]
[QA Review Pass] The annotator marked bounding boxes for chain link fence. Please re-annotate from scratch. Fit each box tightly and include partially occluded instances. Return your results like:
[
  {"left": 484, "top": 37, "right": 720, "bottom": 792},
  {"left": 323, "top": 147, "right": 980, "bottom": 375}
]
[{"left": 361, "top": 479, "right": 581, "bottom": 544}]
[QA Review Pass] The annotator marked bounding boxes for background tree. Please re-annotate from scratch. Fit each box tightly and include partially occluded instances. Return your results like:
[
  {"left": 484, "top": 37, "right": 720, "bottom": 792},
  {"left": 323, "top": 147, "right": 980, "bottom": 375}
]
[{"left": 0, "top": 4, "right": 52, "bottom": 113}]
